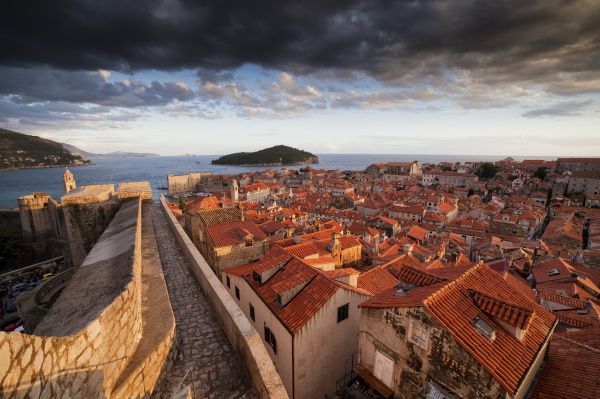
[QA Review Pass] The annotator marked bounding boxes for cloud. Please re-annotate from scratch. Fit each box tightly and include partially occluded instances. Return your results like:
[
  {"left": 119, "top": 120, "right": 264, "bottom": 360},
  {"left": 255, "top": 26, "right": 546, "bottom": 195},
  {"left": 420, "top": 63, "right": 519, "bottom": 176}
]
[
  {"left": 0, "top": 67, "right": 195, "bottom": 107},
  {"left": 522, "top": 100, "right": 593, "bottom": 118},
  {"left": 0, "top": 0, "right": 598, "bottom": 96}
]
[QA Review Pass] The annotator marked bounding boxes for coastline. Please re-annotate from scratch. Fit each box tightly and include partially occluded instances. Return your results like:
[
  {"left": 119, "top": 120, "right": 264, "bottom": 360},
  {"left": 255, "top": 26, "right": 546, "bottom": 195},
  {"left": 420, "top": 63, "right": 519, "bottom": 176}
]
[{"left": 0, "top": 162, "right": 94, "bottom": 172}]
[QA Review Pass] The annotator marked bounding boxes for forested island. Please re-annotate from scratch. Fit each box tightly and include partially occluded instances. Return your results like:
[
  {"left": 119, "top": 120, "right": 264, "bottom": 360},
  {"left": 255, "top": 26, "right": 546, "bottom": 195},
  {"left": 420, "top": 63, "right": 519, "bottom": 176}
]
[
  {"left": 0, "top": 128, "right": 91, "bottom": 170},
  {"left": 211, "top": 145, "right": 319, "bottom": 166}
]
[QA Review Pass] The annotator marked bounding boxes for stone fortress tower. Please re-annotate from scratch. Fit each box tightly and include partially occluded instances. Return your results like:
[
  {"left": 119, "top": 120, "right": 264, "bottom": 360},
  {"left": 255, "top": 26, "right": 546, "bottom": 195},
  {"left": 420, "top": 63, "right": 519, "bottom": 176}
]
[{"left": 63, "top": 167, "right": 76, "bottom": 193}]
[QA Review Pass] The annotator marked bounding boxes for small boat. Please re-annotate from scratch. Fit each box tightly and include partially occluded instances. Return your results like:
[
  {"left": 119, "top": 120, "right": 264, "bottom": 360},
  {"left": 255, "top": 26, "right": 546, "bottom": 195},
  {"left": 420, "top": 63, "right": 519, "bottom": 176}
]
[{"left": 156, "top": 185, "right": 168, "bottom": 190}]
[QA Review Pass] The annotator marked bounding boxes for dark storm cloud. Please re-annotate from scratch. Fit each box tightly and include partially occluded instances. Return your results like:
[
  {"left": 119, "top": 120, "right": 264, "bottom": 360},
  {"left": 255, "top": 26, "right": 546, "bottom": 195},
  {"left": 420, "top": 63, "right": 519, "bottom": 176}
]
[
  {"left": 0, "top": 67, "right": 195, "bottom": 107},
  {"left": 522, "top": 100, "right": 594, "bottom": 118},
  {"left": 1, "top": 0, "right": 599, "bottom": 91}
]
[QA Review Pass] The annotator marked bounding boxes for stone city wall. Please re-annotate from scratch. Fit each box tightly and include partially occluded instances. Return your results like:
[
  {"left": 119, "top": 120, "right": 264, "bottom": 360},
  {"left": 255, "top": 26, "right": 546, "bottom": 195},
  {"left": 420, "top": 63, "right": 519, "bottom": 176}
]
[
  {"left": 62, "top": 197, "right": 121, "bottom": 267},
  {"left": 160, "top": 195, "right": 289, "bottom": 399},
  {"left": 0, "top": 197, "right": 175, "bottom": 398}
]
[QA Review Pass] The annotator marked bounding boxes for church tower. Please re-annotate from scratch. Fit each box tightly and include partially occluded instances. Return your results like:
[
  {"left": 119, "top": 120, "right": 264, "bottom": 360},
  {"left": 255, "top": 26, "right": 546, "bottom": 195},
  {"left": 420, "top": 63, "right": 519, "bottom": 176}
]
[
  {"left": 231, "top": 179, "right": 239, "bottom": 203},
  {"left": 63, "top": 168, "right": 76, "bottom": 193}
]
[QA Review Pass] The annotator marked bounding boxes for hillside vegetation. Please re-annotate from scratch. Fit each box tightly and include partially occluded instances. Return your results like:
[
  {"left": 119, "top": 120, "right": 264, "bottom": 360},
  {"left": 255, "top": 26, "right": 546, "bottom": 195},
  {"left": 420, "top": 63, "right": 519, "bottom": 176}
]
[
  {"left": 0, "top": 128, "right": 90, "bottom": 170},
  {"left": 211, "top": 145, "right": 319, "bottom": 166}
]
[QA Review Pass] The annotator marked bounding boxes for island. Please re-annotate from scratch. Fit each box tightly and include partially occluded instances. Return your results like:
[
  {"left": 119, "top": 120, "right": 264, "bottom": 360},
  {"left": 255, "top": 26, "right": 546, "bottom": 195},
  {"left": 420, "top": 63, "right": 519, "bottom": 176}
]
[
  {"left": 61, "top": 143, "right": 160, "bottom": 159},
  {"left": 0, "top": 128, "right": 91, "bottom": 170},
  {"left": 211, "top": 145, "right": 319, "bottom": 166}
]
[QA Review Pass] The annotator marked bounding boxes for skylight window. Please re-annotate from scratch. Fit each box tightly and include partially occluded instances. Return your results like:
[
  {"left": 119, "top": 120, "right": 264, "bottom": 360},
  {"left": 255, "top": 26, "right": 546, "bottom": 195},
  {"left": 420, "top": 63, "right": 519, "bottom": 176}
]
[
  {"left": 472, "top": 317, "right": 496, "bottom": 342},
  {"left": 546, "top": 269, "right": 560, "bottom": 276},
  {"left": 395, "top": 288, "right": 412, "bottom": 296}
]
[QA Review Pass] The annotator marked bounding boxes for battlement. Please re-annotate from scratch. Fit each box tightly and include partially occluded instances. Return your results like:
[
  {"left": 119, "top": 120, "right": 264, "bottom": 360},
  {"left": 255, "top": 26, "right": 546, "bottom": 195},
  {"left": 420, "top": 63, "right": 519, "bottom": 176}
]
[
  {"left": 61, "top": 184, "right": 114, "bottom": 205},
  {"left": 118, "top": 181, "right": 152, "bottom": 201},
  {"left": 17, "top": 192, "right": 52, "bottom": 208}
]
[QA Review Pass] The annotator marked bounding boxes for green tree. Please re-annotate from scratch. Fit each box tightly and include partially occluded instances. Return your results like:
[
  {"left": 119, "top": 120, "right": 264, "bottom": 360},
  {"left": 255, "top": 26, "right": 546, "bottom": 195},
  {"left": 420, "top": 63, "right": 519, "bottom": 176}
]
[
  {"left": 177, "top": 196, "right": 188, "bottom": 211},
  {"left": 441, "top": 165, "right": 453, "bottom": 172},
  {"left": 0, "top": 227, "right": 20, "bottom": 255},
  {"left": 468, "top": 188, "right": 475, "bottom": 197},
  {"left": 533, "top": 167, "right": 548, "bottom": 180},
  {"left": 476, "top": 163, "right": 499, "bottom": 179}
]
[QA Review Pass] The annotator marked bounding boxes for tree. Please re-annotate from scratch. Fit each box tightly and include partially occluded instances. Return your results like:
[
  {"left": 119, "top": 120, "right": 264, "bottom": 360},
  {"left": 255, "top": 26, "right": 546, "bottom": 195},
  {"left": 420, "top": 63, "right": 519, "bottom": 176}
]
[
  {"left": 177, "top": 196, "right": 188, "bottom": 211},
  {"left": 0, "top": 227, "right": 20, "bottom": 256},
  {"left": 441, "top": 165, "right": 453, "bottom": 172},
  {"left": 533, "top": 167, "right": 548, "bottom": 180},
  {"left": 476, "top": 163, "right": 499, "bottom": 179},
  {"left": 468, "top": 188, "right": 475, "bottom": 197}
]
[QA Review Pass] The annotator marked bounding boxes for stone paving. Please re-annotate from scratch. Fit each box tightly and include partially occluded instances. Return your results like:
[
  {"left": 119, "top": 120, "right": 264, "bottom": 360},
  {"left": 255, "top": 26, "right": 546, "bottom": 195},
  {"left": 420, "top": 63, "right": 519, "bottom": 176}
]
[{"left": 150, "top": 202, "right": 256, "bottom": 399}]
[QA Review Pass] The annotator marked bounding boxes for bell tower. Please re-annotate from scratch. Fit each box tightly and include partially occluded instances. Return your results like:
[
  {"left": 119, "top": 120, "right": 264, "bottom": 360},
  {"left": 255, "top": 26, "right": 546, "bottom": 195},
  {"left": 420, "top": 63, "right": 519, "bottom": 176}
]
[
  {"left": 231, "top": 179, "right": 239, "bottom": 203},
  {"left": 63, "top": 168, "right": 76, "bottom": 193}
]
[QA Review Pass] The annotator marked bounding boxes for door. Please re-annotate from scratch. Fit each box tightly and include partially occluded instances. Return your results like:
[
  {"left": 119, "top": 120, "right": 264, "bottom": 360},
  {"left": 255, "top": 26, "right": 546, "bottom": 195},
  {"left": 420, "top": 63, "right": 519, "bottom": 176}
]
[{"left": 374, "top": 350, "right": 394, "bottom": 388}]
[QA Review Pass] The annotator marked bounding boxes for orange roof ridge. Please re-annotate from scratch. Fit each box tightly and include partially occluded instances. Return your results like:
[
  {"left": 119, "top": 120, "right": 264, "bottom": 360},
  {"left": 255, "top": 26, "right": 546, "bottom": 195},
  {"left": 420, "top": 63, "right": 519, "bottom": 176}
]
[
  {"left": 393, "top": 265, "right": 445, "bottom": 287},
  {"left": 422, "top": 262, "right": 483, "bottom": 306}
]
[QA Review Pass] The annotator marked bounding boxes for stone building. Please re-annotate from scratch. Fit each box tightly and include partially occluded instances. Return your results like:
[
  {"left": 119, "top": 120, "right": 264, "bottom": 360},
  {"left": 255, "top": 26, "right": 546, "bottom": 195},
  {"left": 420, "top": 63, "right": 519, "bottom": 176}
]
[
  {"left": 422, "top": 171, "right": 479, "bottom": 187},
  {"left": 191, "top": 206, "right": 269, "bottom": 278},
  {"left": 223, "top": 246, "right": 371, "bottom": 398},
  {"left": 566, "top": 171, "right": 600, "bottom": 196},
  {"left": 556, "top": 157, "right": 600, "bottom": 173},
  {"left": 353, "top": 262, "right": 555, "bottom": 399},
  {"left": 383, "top": 161, "right": 422, "bottom": 182},
  {"left": 167, "top": 172, "right": 211, "bottom": 195}
]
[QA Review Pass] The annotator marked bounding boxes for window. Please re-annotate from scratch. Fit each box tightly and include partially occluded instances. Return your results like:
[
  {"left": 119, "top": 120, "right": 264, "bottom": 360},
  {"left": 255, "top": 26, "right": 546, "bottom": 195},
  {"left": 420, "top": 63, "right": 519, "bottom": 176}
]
[
  {"left": 264, "top": 326, "right": 277, "bottom": 354},
  {"left": 226, "top": 276, "right": 230, "bottom": 288},
  {"left": 250, "top": 303, "right": 255, "bottom": 321},
  {"left": 409, "top": 321, "right": 429, "bottom": 349},
  {"left": 337, "top": 303, "right": 349, "bottom": 322},
  {"left": 235, "top": 286, "right": 240, "bottom": 300},
  {"left": 246, "top": 237, "right": 253, "bottom": 247}
]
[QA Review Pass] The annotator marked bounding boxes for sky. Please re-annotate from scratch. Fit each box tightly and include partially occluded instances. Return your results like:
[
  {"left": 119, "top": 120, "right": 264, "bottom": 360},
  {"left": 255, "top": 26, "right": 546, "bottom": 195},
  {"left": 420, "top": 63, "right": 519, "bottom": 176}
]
[{"left": 1, "top": 0, "right": 599, "bottom": 156}]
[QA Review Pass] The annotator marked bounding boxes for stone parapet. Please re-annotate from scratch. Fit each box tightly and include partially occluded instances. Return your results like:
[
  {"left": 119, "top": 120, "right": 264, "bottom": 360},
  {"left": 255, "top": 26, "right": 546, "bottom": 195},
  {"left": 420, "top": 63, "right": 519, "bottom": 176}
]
[
  {"left": 118, "top": 182, "right": 152, "bottom": 201},
  {"left": 160, "top": 195, "right": 288, "bottom": 399},
  {"left": 61, "top": 184, "right": 114, "bottom": 205},
  {"left": 0, "top": 197, "right": 176, "bottom": 398}
]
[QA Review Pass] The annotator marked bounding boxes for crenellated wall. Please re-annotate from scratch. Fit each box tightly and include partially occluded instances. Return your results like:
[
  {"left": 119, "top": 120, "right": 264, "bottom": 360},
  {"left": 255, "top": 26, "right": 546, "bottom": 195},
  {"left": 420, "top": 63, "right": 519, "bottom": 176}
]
[{"left": 0, "top": 197, "right": 176, "bottom": 398}]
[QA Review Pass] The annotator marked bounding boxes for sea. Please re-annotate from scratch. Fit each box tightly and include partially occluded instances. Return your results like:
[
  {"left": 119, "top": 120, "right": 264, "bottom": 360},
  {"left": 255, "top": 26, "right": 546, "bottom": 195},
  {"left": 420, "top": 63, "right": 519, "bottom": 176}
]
[{"left": 0, "top": 154, "right": 556, "bottom": 210}]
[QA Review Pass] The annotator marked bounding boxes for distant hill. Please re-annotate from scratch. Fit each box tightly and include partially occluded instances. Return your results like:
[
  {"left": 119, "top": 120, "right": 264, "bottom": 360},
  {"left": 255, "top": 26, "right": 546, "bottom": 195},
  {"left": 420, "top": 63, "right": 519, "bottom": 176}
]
[
  {"left": 61, "top": 143, "right": 160, "bottom": 159},
  {"left": 0, "top": 128, "right": 91, "bottom": 170},
  {"left": 211, "top": 145, "right": 319, "bottom": 166}
]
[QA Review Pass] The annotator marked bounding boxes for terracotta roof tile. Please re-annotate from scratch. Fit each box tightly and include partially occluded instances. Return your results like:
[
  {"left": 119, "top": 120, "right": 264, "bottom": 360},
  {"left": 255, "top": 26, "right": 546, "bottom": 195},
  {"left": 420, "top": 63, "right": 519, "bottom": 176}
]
[
  {"left": 469, "top": 289, "right": 535, "bottom": 330},
  {"left": 207, "top": 220, "right": 268, "bottom": 247},
  {"left": 538, "top": 290, "right": 587, "bottom": 309},
  {"left": 423, "top": 264, "right": 556, "bottom": 395},
  {"left": 530, "top": 336, "right": 600, "bottom": 399},
  {"left": 357, "top": 266, "right": 399, "bottom": 296}
]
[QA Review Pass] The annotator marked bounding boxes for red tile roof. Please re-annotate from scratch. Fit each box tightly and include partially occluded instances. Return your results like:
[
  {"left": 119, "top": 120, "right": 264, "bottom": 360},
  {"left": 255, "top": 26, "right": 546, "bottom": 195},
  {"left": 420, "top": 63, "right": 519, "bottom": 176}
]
[
  {"left": 530, "top": 336, "right": 600, "bottom": 399},
  {"left": 207, "top": 220, "right": 268, "bottom": 247},
  {"left": 538, "top": 290, "right": 587, "bottom": 309},
  {"left": 284, "top": 242, "right": 329, "bottom": 258},
  {"left": 357, "top": 266, "right": 399, "bottom": 296},
  {"left": 423, "top": 264, "right": 556, "bottom": 395}
]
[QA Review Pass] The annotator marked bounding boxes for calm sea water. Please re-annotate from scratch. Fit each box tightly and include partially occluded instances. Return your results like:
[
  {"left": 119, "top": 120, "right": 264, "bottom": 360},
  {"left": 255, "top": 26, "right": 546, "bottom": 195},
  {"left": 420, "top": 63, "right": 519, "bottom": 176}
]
[{"left": 0, "top": 154, "right": 554, "bottom": 209}]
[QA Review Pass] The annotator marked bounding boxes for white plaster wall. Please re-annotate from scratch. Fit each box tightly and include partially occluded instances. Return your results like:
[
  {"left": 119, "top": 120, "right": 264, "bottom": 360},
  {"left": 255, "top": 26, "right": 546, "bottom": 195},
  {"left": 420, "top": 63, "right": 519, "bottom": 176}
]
[
  {"left": 294, "top": 289, "right": 370, "bottom": 399},
  {"left": 223, "top": 273, "right": 294, "bottom": 398}
]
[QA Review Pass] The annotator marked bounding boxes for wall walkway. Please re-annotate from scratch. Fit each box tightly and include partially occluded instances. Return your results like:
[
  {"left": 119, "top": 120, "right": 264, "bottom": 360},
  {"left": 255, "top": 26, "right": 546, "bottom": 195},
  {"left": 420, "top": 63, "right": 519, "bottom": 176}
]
[
  {"left": 150, "top": 201, "right": 256, "bottom": 398},
  {"left": 158, "top": 196, "right": 288, "bottom": 399}
]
